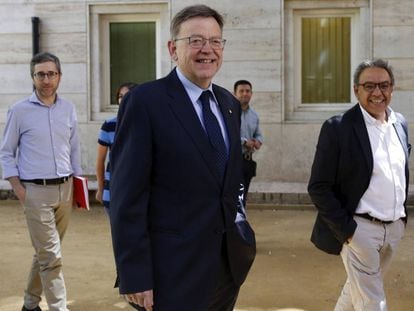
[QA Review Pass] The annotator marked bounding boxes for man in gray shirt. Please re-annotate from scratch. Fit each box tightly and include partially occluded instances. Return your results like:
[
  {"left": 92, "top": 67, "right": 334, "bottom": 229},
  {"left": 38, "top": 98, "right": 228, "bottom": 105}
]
[
  {"left": 0, "top": 52, "right": 82, "bottom": 311},
  {"left": 234, "top": 80, "right": 263, "bottom": 207}
]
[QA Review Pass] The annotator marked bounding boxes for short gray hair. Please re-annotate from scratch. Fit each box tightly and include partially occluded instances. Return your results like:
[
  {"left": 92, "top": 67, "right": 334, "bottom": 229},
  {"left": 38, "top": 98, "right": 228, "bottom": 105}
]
[
  {"left": 353, "top": 59, "right": 394, "bottom": 85},
  {"left": 170, "top": 5, "right": 224, "bottom": 39}
]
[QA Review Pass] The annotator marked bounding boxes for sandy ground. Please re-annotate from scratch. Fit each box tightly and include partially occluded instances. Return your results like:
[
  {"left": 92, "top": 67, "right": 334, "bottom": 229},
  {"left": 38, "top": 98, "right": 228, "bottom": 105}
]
[{"left": 1, "top": 201, "right": 414, "bottom": 311}]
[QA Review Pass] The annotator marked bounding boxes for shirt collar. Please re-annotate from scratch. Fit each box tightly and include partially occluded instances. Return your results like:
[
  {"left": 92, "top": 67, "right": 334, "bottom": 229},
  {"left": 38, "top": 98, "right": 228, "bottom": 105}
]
[
  {"left": 175, "top": 67, "right": 216, "bottom": 105},
  {"left": 358, "top": 103, "right": 397, "bottom": 126},
  {"left": 29, "top": 91, "right": 59, "bottom": 107}
]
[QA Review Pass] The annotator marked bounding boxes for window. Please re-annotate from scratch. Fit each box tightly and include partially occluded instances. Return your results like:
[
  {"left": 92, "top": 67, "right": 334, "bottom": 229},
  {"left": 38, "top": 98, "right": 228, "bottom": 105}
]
[
  {"left": 284, "top": 1, "right": 370, "bottom": 121},
  {"left": 109, "top": 22, "right": 156, "bottom": 105},
  {"left": 88, "top": 2, "right": 169, "bottom": 121},
  {"left": 302, "top": 17, "right": 350, "bottom": 104}
]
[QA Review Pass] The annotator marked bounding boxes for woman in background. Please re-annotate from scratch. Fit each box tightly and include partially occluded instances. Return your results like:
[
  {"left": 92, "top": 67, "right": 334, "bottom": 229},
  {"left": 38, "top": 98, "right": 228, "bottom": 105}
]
[{"left": 95, "top": 82, "right": 137, "bottom": 214}]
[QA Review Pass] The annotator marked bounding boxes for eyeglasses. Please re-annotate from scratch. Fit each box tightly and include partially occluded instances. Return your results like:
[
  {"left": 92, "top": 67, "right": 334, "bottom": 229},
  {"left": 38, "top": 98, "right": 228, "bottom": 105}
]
[
  {"left": 33, "top": 71, "right": 59, "bottom": 81},
  {"left": 357, "top": 81, "right": 393, "bottom": 93},
  {"left": 174, "top": 36, "right": 226, "bottom": 49}
]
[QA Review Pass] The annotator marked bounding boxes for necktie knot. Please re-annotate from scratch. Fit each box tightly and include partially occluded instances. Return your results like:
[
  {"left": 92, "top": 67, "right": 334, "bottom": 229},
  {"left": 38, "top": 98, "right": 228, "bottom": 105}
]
[{"left": 199, "top": 90, "right": 212, "bottom": 108}]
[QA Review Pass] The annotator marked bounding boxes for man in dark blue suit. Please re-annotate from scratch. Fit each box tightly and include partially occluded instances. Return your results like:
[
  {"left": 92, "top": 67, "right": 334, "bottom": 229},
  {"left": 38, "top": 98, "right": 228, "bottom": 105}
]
[
  {"left": 308, "top": 59, "right": 410, "bottom": 310},
  {"left": 109, "top": 5, "right": 255, "bottom": 311}
]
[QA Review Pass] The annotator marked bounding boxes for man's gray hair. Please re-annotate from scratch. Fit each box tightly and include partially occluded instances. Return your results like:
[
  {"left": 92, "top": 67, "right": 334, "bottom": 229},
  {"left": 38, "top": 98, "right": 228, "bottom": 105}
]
[
  {"left": 353, "top": 59, "right": 394, "bottom": 85},
  {"left": 170, "top": 5, "right": 224, "bottom": 39}
]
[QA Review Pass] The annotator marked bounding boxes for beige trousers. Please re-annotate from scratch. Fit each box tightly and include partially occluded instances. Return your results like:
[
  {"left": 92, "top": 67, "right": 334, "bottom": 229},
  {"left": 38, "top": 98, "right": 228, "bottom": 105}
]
[
  {"left": 334, "top": 216, "right": 405, "bottom": 311},
  {"left": 22, "top": 179, "right": 73, "bottom": 311}
]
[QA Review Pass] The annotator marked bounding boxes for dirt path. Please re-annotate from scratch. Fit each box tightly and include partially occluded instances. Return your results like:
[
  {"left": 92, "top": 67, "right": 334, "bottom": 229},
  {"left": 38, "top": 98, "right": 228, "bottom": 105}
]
[{"left": 1, "top": 201, "right": 413, "bottom": 311}]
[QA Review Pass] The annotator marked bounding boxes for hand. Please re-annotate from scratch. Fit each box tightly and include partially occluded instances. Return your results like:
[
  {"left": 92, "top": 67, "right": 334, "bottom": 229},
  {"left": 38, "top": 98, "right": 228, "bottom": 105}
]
[
  {"left": 8, "top": 177, "right": 26, "bottom": 203},
  {"left": 13, "top": 183, "right": 26, "bottom": 203},
  {"left": 253, "top": 140, "right": 262, "bottom": 150},
  {"left": 244, "top": 139, "right": 255, "bottom": 151},
  {"left": 95, "top": 189, "right": 103, "bottom": 203},
  {"left": 125, "top": 290, "right": 154, "bottom": 311}
]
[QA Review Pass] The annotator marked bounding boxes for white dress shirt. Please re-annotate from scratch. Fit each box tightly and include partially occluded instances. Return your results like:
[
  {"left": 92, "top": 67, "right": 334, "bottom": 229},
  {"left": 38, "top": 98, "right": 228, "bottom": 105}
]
[{"left": 355, "top": 104, "right": 406, "bottom": 221}]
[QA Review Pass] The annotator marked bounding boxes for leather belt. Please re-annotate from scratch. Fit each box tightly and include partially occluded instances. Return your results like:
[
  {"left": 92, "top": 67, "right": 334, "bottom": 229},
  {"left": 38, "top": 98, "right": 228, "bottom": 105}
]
[
  {"left": 21, "top": 174, "right": 72, "bottom": 186},
  {"left": 355, "top": 213, "right": 395, "bottom": 225}
]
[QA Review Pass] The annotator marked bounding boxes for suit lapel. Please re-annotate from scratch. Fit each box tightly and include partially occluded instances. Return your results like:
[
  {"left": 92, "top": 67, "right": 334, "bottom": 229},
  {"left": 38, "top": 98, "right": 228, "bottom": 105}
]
[
  {"left": 165, "top": 71, "right": 223, "bottom": 185},
  {"left": 393, "top": 117, "right": 410, "bottom": 192},
  {"left": 393, "top": 119, "right": 409, "bottom": 160},
  {"left": 351, "top": 105, "right": 374, "bottom": 173},
  {"left": 213, "top": 85, "right": 240, "bottom": 187},
  {"left": 352, "top": 105, "right": 410, "bottom": 178}
]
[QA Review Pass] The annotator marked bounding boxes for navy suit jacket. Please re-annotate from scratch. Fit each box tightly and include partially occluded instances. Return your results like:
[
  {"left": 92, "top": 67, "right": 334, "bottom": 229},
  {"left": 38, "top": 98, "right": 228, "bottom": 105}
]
[
  {"left": 109, "top": 69, "right": 254, "bottom": 310},
  {"left": 308, "top": 104, "right": 410, "bottom": 255}
]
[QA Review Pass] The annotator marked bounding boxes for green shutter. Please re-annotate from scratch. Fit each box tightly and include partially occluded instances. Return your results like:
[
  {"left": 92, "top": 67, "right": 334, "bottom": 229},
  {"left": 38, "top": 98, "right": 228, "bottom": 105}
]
[
  {"left": 110, "top": 22, "right": 156, "bottom": 105},
  {"left": 302, "top": 17, "right": 350, "bottom": 103}
]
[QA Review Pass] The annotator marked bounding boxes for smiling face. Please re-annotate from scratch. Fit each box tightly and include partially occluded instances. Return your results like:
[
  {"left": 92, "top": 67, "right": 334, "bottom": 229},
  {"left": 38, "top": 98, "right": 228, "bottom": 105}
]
[
  {"left": 354, "top": 67, "right": 393, "bottom": 121},
  {"left": 168, "top": 16, "right": 223, "bottom": 89}
]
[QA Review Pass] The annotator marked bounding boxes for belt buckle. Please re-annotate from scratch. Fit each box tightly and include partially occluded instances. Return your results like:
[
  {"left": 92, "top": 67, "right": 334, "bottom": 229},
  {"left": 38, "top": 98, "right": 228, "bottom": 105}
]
[
  {"left": 244, "top": 153, "right": 252, "bottom": 160},
  {"left": 42, "top": 179, "right": 47, "bottom": 186}
]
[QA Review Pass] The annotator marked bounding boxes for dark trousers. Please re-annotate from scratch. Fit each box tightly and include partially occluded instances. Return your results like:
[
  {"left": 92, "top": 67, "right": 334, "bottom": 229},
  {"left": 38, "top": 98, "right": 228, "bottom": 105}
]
[
  {"left": 207, "top": 243, "right": 240, "bottom": 311},
  {"left": 128, "top": 245, "right": 239, "bottom": 311},
  {"left": 242, "top": 158, "right": 257, "bottom": 206}
]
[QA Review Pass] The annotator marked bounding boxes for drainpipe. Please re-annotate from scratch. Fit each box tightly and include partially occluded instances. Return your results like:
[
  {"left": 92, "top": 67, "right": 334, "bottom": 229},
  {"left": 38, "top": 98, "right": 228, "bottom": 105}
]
[
  {"left": 31, "top": 17, "right": 40, "bottom": 91},
  {"left": 32, "top": 16, "right": 40, "bottom": 56}
]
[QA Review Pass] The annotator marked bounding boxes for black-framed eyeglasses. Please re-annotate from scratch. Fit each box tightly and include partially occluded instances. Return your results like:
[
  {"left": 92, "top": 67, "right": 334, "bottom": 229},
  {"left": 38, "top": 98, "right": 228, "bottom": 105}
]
[
  {"left": 33, "top": 71, "right": 59, "bottom": 81},
  {"left": 174, "top": 36, "right": 226, "bottom": 49},
  {"left": 357, "top": 81, "right": 393, "bottom": 93}
]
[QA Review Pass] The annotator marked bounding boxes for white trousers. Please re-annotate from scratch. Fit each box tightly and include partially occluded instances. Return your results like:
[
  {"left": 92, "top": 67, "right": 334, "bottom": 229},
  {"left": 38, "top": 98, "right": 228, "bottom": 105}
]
[
  {"left": 22, "top": 180, "right": 73, "bottom": 311},
  {"left": 334, "top": 216, "right": 405, "bottom": 311}
]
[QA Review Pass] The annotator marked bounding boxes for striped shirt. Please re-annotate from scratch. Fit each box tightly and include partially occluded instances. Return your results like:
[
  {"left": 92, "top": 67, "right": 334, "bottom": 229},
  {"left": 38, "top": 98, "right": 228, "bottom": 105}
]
[{"left": 97, "top": 116, "right": 117, "bottom": 206}]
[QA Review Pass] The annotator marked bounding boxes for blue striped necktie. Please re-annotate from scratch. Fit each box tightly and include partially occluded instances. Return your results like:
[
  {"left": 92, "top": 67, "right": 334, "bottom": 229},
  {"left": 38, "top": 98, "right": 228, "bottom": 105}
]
[{"left": 199, "top": 90, "right": 228, "bottom": 182}]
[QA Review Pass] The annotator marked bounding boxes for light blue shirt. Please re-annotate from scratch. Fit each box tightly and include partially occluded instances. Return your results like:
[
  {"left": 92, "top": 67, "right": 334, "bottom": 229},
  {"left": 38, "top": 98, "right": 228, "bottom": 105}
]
[
  {"left": 241, "top": 106, "right": 263, "bottom": 154},
  {"left": 0, "top": 92, "right": 82, "bottom": 179},
  {"left": 176, "top": 68, "right": 229, "bottom": 150}
]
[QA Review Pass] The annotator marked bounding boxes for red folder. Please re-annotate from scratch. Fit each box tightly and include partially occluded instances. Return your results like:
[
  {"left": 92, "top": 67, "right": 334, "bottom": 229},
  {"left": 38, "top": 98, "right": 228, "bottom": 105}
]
[{"left": 73, "top": 176, "right": 90, "bottom": 210}]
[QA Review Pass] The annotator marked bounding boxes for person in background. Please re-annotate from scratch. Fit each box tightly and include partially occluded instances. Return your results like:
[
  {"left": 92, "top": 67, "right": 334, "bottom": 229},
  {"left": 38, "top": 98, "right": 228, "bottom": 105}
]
[
  {"left": 109, "top": 5, "right": 255, "bottom": 311},
  {"left": 308, "top": 59, "right": 410, "bottom": 311},
  {"left": 95, "top": 82, "right": 137, "bottom": 214},
  {"left": 0, "top": 52, "right": 82, "bottom": 311},
  {"left": 233, "top": 80, "right": 263, "bottom": 207}
]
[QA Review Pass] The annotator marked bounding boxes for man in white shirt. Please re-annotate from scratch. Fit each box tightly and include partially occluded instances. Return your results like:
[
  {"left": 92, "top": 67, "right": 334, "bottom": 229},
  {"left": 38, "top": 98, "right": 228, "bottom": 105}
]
[{"left": 308, "top": 59, "right": 410, "bottom": 311}]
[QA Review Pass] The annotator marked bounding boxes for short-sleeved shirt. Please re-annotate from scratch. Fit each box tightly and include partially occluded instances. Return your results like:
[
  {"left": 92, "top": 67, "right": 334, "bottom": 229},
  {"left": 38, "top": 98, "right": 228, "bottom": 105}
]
[{"left": 97, "top": 116, "right": 117, "bottom": 207}]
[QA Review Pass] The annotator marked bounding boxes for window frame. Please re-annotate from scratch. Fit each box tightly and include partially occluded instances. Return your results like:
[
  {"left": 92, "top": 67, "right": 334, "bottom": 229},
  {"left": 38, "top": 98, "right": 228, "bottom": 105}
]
[
  {"left": 284, "top": 1, "right": 371, "bottom": 122},
  {"left": 88, "top": 2, "right": 169, "bottom": 121}
]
